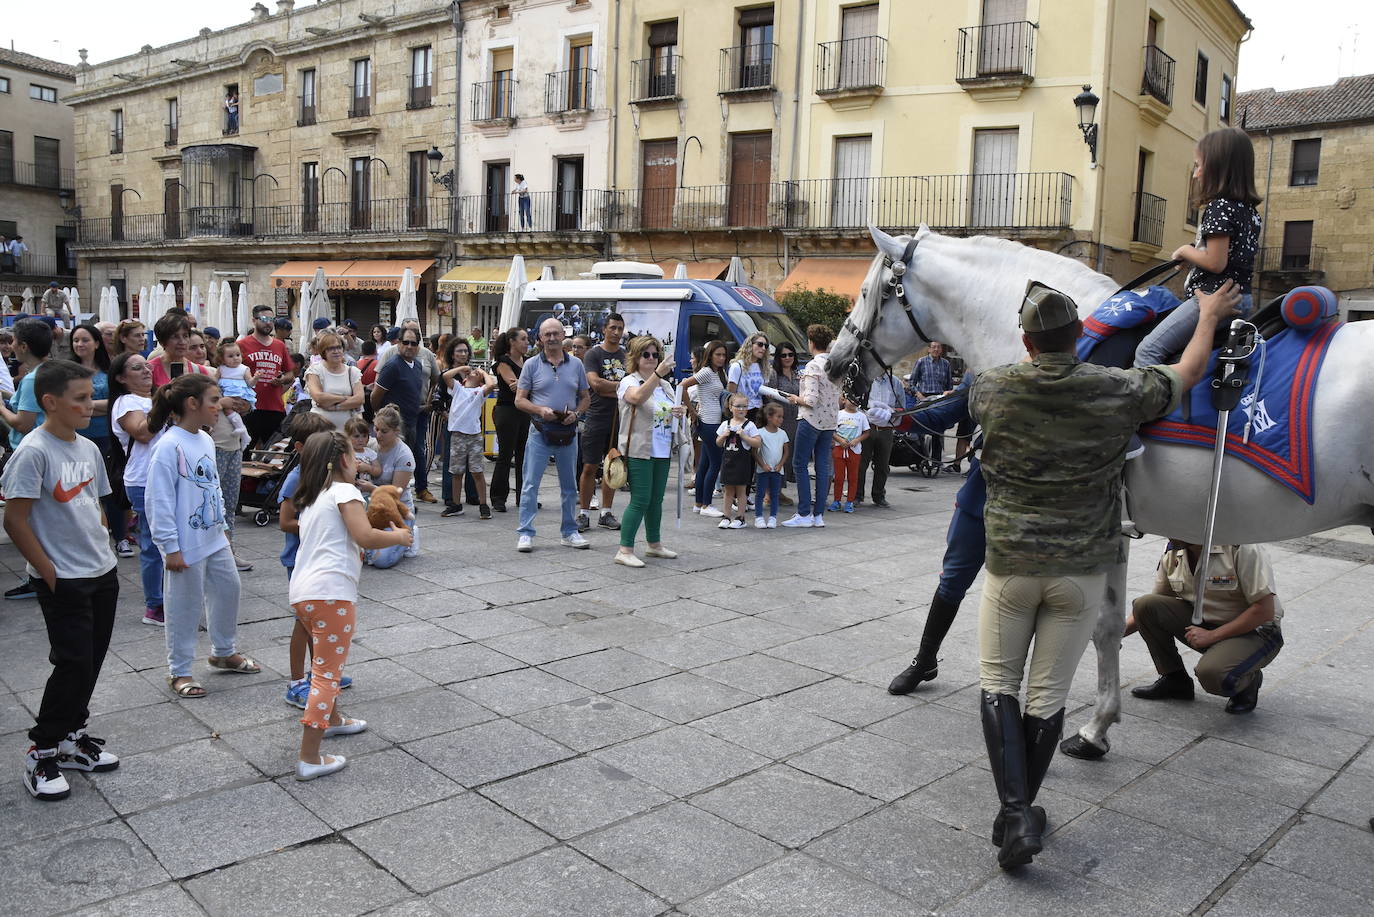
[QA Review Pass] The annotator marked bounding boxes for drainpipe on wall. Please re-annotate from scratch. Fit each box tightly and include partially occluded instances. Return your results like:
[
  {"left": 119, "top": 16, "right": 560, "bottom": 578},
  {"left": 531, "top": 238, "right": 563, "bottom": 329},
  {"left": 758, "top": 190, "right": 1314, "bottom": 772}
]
[
  {"left": 1094, "top": 0, "right": 1117, "bottom": 274},
  {"left": 451, "top": 0, "right": 465, "bottom": 334},
  {"left": 780, "top": 0, "right": 807, "bottom": 283},
  {"left": 607, "top": 0, "right": 622, "bottom": 261}
]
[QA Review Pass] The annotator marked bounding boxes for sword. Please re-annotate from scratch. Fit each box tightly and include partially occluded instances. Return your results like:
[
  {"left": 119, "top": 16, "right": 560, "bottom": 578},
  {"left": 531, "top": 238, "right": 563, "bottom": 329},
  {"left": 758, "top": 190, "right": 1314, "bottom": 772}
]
[{"left": 1190, "top": 319, "right": 1255, "bottom": 626}]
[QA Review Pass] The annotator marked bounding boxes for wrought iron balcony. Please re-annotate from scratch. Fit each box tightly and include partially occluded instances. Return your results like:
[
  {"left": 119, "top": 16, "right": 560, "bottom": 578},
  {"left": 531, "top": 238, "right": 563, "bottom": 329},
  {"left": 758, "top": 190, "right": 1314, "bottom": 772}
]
[
  {"left": 816, "top": 36, "right": 887, "bottom": 94},
  {"left": 1132, "top": 191, "right": 1166, "bottom": 248},
  {"left": 0, "top": 160, "right": 75, "bottom": 190},
  {"left": 471, "top": 78, "right": 516, "bottom": 122},
  {"left": 408, "top": 80, "right": 433, "bottom": 110},
  {"left": 546, "top": 68, "right": 595, "bottom": 113},
  {"left": 1258, "top": 246, "right": 1326, "bottom": 273},
  {"left": 348, "top": 85, "right": 371, "bottom": 118},
  {"left": 165, "top": 123, "right": 179, "bottom": 146},
  {"left": 719, "top": 43, "right": 777, "bottom": 93},
  {"left": 956, "top": 21, "right": 1035, "bottom": 82},
  {"left": 1142, "top": 45, "right": 1175, "bottom": 105},
  {"left": 630, "top": 55, "right": 681, "bottom": 103},
  {"left": 109, "top": 130, "right": 123, "bottom": 154},
  {"left": 297, "top": 96, "right": 317, "bottom": 126}
]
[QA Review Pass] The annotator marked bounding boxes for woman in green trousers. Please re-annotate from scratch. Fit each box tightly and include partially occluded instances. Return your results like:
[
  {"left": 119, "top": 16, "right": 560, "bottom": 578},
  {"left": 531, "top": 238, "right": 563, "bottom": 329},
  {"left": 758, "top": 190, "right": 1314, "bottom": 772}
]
[{"left": 613, "top": 334, "right": 686, "bottom": 568}]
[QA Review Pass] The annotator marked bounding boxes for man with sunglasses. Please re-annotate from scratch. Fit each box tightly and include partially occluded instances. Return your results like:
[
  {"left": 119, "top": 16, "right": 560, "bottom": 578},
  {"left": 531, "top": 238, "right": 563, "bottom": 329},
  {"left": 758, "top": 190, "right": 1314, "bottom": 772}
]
[
  {"left": 578, "top": 313, "right": 627, "bottom": 533},
  {"left": 378, "top": 319, "right": 441, "bottom": 502},
  {"left": 371, "top": 328, "right": 427, "bottom": 495},
  {"left": 237, "top": 305, "right": 296, "bottom": 449}
]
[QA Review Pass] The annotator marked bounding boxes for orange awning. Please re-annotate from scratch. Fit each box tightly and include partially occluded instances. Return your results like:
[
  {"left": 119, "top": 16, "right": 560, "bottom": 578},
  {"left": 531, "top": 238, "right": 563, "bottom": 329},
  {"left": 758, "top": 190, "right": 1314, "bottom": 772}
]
[
  {"left": 658, "top": 260, "right": 730, "bottom": 280},
  {"left": 269, "top": 259, "right": 435, "bottom": 291},
  {"left": 773, "top": 257, "right": 873, "bottom": 303}
]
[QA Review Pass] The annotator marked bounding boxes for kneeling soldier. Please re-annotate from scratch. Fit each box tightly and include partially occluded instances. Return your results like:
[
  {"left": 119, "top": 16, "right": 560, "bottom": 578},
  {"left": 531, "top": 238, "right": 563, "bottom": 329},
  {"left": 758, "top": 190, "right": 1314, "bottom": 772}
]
[{"left": 1130, "top": 541, "right": 1283, "bottom": 714}]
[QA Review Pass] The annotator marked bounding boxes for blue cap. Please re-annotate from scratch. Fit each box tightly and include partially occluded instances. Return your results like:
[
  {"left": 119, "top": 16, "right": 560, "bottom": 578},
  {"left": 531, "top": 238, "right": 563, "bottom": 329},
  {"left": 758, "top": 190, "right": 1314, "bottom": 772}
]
[
  {"left": 36, "top": 315, "right": 58, "bottom": 328},
  {"left": 274, "top": 317, "right": 292, "bottom": 329},
  {"left": 386, "top": 326, "right": 400, "bottom": 341},
  {"left": 203, "top": 326, "right": 221, "bottom": 338},
  {"left": 342, "top": 318, "right": 358, "bottom": 329},
  {"left": 312, "top": 316, "right": 331, "bottom": 331}
]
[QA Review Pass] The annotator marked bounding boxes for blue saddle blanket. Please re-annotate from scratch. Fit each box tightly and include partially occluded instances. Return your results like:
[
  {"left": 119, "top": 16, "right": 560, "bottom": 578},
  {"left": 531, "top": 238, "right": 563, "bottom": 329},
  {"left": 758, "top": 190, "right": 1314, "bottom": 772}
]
[
  {"left": 1140, "top": 320, "right": 1344, "bottom": 504},
  {"left": 1075, "top": 286, "right": 1181, "bottom": 360}
]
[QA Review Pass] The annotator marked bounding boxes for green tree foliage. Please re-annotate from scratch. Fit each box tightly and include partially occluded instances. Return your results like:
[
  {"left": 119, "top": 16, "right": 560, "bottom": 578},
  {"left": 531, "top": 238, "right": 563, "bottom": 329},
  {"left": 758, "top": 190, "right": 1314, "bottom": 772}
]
[{"left": 776, "top": 286, "right": 851, "bottom": 335}]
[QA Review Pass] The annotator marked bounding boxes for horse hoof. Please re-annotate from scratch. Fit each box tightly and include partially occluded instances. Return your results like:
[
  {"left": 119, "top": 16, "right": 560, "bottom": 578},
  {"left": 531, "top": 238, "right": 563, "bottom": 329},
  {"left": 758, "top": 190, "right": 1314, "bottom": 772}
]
[{"left": 1060, "top": 734, "right": 1108, "bottom": 760}]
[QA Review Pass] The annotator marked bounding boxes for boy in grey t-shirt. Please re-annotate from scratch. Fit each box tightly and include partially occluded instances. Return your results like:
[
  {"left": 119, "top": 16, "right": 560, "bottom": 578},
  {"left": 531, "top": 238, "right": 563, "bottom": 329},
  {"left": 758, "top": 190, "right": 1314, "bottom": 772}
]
[{"left": 1, "top": 361, "right": 120, "bottom": 801}]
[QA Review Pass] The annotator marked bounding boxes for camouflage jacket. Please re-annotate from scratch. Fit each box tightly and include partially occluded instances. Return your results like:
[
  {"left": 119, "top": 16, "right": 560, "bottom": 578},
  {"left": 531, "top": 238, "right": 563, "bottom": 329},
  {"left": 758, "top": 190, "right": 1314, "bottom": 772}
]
[{"left": 969, "top": 353, "right": 1182, "bottom": 576}]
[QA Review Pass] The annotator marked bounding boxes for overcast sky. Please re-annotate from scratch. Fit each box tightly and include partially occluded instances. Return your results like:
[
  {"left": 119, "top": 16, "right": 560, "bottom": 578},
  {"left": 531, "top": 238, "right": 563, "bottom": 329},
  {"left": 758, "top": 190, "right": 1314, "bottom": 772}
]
[{"left": 4, "top": 0, "right": 1370, "bottom": 92}]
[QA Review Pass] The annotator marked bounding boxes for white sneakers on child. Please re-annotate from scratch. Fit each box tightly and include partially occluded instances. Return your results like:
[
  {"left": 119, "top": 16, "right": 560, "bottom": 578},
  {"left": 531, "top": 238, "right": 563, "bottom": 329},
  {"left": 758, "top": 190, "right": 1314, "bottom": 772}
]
[
  {"left": 698, "top": 506, "right": 724, "bottom": 517},
  {"left": 781, "top": 514, "right": 813, "bottom": 527},
  {"left": 754, "top": 517, "right": 767, "bottom": 529}
]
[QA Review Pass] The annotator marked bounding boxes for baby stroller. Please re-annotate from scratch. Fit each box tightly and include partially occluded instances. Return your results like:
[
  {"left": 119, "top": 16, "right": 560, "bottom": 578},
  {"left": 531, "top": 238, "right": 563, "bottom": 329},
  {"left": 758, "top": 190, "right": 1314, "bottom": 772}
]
[
  {"left": 890, "top": 391, "right": 944, "bottom": 478},
  {"left": 239, "top": 442, "right": 299, "bottom": 527}
]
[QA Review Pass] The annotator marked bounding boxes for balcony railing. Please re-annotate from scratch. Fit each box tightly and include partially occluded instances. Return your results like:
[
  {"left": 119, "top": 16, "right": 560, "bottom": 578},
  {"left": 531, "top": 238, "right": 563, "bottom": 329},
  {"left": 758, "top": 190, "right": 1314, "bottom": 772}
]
[
  {"left": 471, "top": 78, "right": 516, "bottom": 122},
  {"left": 545, "top": 68, "right": 595, "bottom": 113},
  {"left": 452, "top": 188, "right": 612, "bottom": 233},
  {"left": 76, "top": 197, "right": 454, "bottom": 244},
  {"left": 1258, "top": 246, "right": 1326, "bottom": 273},
  {"left": 1132, "top": 191, "right": 1166, "bottom": 248},
  {"left": 408, "top": 80, "right": 433, "bottom": 110},
  {"left": 109, "top": 130, "right": 123, "bottom": 154},
  {"left": 719, "top": 43, "right": 777, "bottom": 93},
  {"left": 0, "top": 160, "right": 74, "bottom": 190},
  {"left": 1142, "top": 44, "right": 1175, "bottom": 105},
  {"left": 631, "top": 55, "right": 681, "bottom": 103},
  {"left": 3, "top": 252, "right": 77, "bottom": 278},
  {"left": 165, "top": 123, "right": 178, "bottom": 146},
  {"left": 348, "top": 86, "right": 371, "bottom": 118},
  {"left": 956, "top": 21, "right": 1035, "bottom": 82},
  {"left": 816, "top": 36, "right": 887, "bottom": 94},
  {"left": 297, "top": 96, "right": 317, "bottom": 126}
]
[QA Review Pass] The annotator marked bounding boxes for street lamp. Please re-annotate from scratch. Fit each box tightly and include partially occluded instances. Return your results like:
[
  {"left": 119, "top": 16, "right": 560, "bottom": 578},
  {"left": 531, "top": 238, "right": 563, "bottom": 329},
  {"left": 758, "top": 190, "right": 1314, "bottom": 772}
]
[
  {"left": 426, "top": 146, "right": 454, "bottom": 194},
  {"left": 1074, "top": 85, "right": 1100, "bottom": 168}
]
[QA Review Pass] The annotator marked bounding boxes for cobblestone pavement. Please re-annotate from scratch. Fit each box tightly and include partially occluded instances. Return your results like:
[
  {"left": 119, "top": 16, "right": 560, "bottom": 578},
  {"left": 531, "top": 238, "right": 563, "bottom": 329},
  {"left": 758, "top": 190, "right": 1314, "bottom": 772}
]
[{"left": 2, "top": 467, "right": 1372, "bottom": 916}]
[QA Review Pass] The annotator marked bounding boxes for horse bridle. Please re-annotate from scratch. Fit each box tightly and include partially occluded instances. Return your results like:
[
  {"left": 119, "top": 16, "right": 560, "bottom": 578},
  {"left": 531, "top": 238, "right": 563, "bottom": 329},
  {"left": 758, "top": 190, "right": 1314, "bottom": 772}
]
[{"left": 841, "top": 238, "right": 933, "bottom": 378}]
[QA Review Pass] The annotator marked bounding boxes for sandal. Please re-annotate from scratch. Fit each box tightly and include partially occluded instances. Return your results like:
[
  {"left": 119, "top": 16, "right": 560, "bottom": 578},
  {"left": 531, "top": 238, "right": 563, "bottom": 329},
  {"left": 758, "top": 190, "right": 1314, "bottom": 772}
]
[
  {"left": 207, "top": 654, "right": 261, "bottom": 674},
  {"left": 167, "top": 675, "right": 206, "bottom": 698}
]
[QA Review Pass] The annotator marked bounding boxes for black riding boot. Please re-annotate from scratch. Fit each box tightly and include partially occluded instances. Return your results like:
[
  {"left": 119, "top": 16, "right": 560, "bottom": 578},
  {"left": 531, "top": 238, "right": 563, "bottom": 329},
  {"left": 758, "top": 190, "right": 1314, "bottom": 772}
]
[
  {"left": 887, "top": 593, "right": 960, "bottom": 695},
  {"left": 990, "top": 707, "right": 1063, "bottom": 847},
  {"left": 981, "top": 691, "right": 1043, "bottom": 869}
]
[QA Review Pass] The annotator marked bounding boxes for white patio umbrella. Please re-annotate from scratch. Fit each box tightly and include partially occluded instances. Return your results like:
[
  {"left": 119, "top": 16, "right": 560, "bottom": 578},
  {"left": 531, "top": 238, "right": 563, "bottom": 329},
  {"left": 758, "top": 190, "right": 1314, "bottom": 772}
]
[
  {"left": 135, "top": 286, "right": 147, "bottom": 320},
  {"left": 1, "top": 295, "right": 12, "bottom": 314},
  {"left": 497, "top": 255, "right": 527, "bottom": 332},
  {"left": 204, "top": 280, "right": 217, "bottom": 326},
  {"left": 298, "top": 281, "right": 312, "bottom": 351},
  {"left": 236, "top": 282, "right": 250, "bottom": 338},
  {"left": 219, "top": 279, "right": 235, "bottom": 334},
  {"left": 539, "top": 265, "right": 555, "bottom": 281},
  {"left": 307, "top": 267, "right": 333, "bottom": 347},
  {"left": 21, "top": 287, "right": 34, "bottom": 312},
  {"left": 189, "top": 284, "right": 203, "bottom": 327},
  {"left": 107, "top": 287, "right": 123, "bottom": 324},
  {"left": 394, "top": 268, "right": 418, "bottom": 326},
  {"left": 673, "top": 263, "right": 689, "bottom": 280},
  {"left": 724, "top": 256, "right": 747, "bottom": 285},
  {"left": 68, "top": 288, "right": 81, "bottom": 325}
]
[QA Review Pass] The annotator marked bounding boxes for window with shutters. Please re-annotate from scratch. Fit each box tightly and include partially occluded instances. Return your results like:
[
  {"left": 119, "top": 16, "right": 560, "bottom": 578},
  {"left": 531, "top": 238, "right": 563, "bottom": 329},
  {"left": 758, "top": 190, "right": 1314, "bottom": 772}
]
[
  {"left": 351, "top": 59, "right": 371, "bottom": 117},
  {"left": 110, "top": 109, "right": 124, "bottom": 154},
  {"left": 1289, "top": 138, "right": 1320, "bottom": 186},
  {"left": 409, "top": 46, "right": 433, "bottom": 109},
  {"left": 166, "top": 98, "right": 179, "bottom": 145},
  {"left": 1220, "top": 74, "right": 1232, "bottom": 123},
  {"left": 0, "top": 130, "right": 12, "bottom": 185},
  {"left": 33, "top": 136, "right": 60, "bottom": 188},
  {"left": 1280, "top": 220, "right": 1313, "bottom": 270},
  {"left": 1193, "top": 51, "right": 1208, "bottom": 107},
  {"left": 302, "top": 162, "right": 320, "bottom": 231},
  {"left": 350, "top": 156, "right": 370, "bottom": 230},
  {"left": 646, "top": 20, "right": 680, "bottom": 99},
  {"left": 299, "top": 69, "right": 317, "bottom": 125}
]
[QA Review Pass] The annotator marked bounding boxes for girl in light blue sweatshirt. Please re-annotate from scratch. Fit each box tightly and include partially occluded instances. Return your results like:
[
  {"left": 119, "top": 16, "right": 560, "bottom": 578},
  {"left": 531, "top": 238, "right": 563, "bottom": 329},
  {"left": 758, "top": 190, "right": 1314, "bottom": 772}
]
[{"left": 145, "top": 374, "right": 258, "bottom": 698}]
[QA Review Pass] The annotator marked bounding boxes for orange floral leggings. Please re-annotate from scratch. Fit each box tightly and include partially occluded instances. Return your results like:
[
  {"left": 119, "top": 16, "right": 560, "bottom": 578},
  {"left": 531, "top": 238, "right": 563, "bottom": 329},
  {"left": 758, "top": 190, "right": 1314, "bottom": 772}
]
[{"left": 291, "top": 599, "right": 355, "bottom": 730}]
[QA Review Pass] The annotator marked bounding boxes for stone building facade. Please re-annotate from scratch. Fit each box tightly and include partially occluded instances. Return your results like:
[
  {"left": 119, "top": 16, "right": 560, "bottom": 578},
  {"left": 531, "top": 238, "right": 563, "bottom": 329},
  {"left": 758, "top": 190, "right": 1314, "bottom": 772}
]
[
  {"left": 0, "top": 49, "right": 77, "bottom": 297},
  {"left": 1237, "top": 75, "right": 1374, "bottom": 321}
]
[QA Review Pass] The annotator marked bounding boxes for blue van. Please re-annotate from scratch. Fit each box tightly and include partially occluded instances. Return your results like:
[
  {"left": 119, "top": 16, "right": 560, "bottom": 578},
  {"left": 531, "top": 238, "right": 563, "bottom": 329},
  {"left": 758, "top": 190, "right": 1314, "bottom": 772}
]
[{"left": 516, "top": 275, "right": 806, "bottom": 379}]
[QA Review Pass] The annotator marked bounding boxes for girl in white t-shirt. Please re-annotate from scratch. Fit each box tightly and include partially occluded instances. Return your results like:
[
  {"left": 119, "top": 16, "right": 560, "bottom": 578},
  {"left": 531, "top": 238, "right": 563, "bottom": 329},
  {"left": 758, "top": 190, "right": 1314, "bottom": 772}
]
[
  {"left": 110, "top": 352, "right": 165, "bottom": 626},
  {"left": 288, "top": 430, "right": 410, "bottom": 781},
  {"left": 716, "top": 394, "right": 761, "bottom": 530},
  {"left": 830, "top": 396, "right": 871, "bottom": 513}
]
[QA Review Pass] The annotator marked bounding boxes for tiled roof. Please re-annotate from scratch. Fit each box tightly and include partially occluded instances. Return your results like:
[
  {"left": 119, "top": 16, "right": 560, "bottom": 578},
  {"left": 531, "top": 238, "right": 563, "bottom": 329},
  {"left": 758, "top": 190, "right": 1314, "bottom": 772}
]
[
  {"left": 0, "top": 48, "right": 77, "bottom": 80},
  {"left": 1237, "top": 74, "right": 1374, "bottom": 130}
]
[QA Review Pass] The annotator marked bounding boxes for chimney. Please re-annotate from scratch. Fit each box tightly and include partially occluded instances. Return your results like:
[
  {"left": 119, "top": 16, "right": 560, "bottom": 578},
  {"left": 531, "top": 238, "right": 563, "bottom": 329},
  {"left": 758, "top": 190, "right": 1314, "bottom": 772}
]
[
  {"left": 251, "top": 3, "right": 269, "bottom": 20},
  {"left": 276, "top": 0, "right": 295, "bottom": 13}
]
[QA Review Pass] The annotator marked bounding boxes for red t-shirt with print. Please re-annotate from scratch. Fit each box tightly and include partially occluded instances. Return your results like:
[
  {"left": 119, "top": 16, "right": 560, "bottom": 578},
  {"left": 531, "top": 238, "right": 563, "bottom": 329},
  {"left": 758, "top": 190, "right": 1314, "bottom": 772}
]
[{"left": 237, "top": 334, "right": 291, "bottom": 413}]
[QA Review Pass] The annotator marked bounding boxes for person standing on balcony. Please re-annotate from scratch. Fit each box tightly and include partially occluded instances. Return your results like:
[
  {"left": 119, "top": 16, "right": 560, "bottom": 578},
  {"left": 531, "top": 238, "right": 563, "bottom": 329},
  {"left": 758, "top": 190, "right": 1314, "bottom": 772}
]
[
  {"left": 238, "top": 305, "right": 296, "bottom": 450},
  {"left": 224, "top": 92, "right": 239, "bottom": 133},
  {"left": 8, "top": 236, "right": 28, "bottom": 274},
  {"left": 512, "top": 174, "right": 532, "bottom": 231}
]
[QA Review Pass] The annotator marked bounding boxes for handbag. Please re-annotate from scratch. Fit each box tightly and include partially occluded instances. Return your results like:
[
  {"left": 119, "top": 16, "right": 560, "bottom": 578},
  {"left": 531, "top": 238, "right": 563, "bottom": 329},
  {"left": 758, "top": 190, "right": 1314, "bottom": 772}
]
[
  {"left": 602, "top": 397, "right": 636, "bottom": 490},
  {"left": 534, "top": 416, "right": 577, "bottom": 447}
]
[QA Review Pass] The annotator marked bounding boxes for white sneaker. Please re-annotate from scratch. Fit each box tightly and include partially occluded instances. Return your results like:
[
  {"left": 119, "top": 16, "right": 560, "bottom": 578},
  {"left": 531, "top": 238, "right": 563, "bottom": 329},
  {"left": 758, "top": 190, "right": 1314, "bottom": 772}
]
[
  {"left": 589, "top": 494, "right": 600, "bottom": 510},
  {"left": 699, "top": 506, "right": 724, "bottom": 518},
  {"left": 115, "top": 538, "right": 137, "bottom": 558},
  {"left": 517, "top": 535, "right": 533, "bottom": 553},
  {"left": 781, "top": 514, "right": 813, "bottom": 527},
  {"left": 692, "top": 506, "right": 701, "bottom": 514},
  {"left": 561, "top": 533, "right": 591, "bottom": 549},
  {"left": 57, "top": 731, "right": 119, "bottom": 772},
  {"left": 812, "top": 515, "right": 826, "bottom": 528},
  {"left": 754, "top": 517, "right": 767, "bottom": 529},
  {"left": 24, "top": 746, "right": 70, "bottom": 800},
  {"left": 767, "top": 517, "right": 778, "bottom": 529},
  {"left": 728, "top": 519, "right": 745, "bottom": 529},
  {"left": 718, "top": 518, "right": 732, "bottom": 529}
]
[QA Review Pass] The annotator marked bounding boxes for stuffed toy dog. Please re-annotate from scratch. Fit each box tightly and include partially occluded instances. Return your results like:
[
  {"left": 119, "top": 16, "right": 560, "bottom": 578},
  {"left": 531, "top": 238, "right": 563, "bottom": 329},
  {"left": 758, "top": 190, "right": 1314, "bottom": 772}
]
[{"left": 367, "top": 485, "right": 411, "bottom": 530}]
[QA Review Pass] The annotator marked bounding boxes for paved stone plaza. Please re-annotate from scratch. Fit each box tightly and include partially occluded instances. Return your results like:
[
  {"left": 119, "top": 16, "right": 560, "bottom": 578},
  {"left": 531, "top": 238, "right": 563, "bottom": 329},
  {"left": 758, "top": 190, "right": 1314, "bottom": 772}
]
[{"left": 2, "top": 468, "right": 1372, "bottom": 916}]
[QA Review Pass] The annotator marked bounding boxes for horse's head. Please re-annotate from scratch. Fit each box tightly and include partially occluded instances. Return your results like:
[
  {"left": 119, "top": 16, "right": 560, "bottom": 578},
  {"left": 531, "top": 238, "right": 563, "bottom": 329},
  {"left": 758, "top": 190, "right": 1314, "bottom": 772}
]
[{"left": 828, "top": 225, "right": 935, "bottom": 405}]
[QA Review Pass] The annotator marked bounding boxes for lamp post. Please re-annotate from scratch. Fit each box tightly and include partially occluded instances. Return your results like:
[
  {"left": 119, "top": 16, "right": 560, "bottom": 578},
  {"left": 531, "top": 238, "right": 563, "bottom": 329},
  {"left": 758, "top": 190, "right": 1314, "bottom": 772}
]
[
  {"left": 1074, "top": 84, "right": 1100, "bottom": 168},
  {"left": 427, "top": 146, "right": 455, "bottom": 194}
]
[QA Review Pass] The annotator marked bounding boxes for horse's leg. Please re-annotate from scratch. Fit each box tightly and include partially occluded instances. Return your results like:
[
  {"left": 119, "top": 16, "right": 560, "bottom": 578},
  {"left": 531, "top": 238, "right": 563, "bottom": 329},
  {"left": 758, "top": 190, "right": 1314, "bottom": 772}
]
[{"left": 1060, "top": 554, "right": 1127, "bottom": 760}]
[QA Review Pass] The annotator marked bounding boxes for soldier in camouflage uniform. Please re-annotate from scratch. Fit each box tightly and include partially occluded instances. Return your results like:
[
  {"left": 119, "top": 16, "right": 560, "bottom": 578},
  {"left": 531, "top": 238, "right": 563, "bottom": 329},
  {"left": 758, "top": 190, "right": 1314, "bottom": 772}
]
[{"left": 966, "top": 278, "right": 1238, "bottom": 869}]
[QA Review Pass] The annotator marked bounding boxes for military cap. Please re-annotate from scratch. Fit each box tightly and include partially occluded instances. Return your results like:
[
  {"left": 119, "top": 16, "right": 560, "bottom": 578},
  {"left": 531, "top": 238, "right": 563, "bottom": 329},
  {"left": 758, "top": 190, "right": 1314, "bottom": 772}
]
[{"left": 1019, "top": 281, "right": 1079, "bottom": 333}]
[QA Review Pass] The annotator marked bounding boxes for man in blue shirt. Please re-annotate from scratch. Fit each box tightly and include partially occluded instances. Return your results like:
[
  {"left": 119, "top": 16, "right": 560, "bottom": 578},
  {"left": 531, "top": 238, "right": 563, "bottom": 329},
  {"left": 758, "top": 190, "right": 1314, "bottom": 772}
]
[
  {"left": 370, "top": 327, "right": 425, "bottom": 487},
  {"left": 906, "top": 341, "right": 954, "bottom": 467}
]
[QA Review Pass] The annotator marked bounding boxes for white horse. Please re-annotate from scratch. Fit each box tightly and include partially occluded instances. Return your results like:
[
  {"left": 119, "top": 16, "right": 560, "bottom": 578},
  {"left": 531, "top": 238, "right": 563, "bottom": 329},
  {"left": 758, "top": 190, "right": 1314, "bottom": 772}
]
[{"left": 831, "top": 225, "right": 1374, "bottom": 758}]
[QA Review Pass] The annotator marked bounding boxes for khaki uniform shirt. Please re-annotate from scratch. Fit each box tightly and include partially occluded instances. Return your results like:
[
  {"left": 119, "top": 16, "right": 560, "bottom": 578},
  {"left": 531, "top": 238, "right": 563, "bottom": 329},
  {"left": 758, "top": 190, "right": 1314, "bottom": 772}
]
[
  {"left": 969, "top": 352, "right": 1182, "bottom": 576},
  {"left": 1153, "top": 544, "right": 1283, "bottom": 626}
]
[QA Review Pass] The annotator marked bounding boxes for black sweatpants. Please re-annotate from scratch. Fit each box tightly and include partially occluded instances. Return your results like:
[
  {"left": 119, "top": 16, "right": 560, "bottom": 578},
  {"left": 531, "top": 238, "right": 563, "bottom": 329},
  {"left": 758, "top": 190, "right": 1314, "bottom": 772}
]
[{"left": 31, "top": 569, "right": 120, "bottom": 748}]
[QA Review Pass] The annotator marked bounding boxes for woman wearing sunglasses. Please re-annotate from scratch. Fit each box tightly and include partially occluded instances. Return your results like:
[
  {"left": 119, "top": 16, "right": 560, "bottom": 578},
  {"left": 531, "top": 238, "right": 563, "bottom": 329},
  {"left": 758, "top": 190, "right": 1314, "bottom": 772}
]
[{"left": 613, "top": 335, "right": 686, "bottom": 567}]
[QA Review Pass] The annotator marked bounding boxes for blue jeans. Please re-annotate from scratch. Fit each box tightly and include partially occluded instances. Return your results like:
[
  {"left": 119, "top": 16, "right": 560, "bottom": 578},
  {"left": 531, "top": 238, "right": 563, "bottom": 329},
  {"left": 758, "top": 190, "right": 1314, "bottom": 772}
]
[
  {"left": 694, "top": 419, "right": 723, "bottom": 507},
  {"left": 126, "top": 486, "right": 163, "bottom": 610},
  {"left": 792, "top": 420, "right": 834, "bottom": 518},
  {"left": 370, "top": 517, "right": 418, "bottom": 569},
  {"left": 1134, "top": 293, "right": 1253, "bottom": 368},
  {"left": 518, "top": 196, "right": 532, "bottom": 229},
  {"left": 756, "top": 470, "right": 782, "bottom": 519},
  {"left": 518, "top": 430, "right": 579, "bottom": 538}
]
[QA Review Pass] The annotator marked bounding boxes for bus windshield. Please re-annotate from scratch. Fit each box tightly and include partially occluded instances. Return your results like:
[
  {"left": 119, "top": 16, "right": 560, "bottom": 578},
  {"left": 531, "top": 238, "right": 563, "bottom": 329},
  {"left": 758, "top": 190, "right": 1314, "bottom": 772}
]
[{"left": 726, "top": 310, "right": 808, "bottom": 351}]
